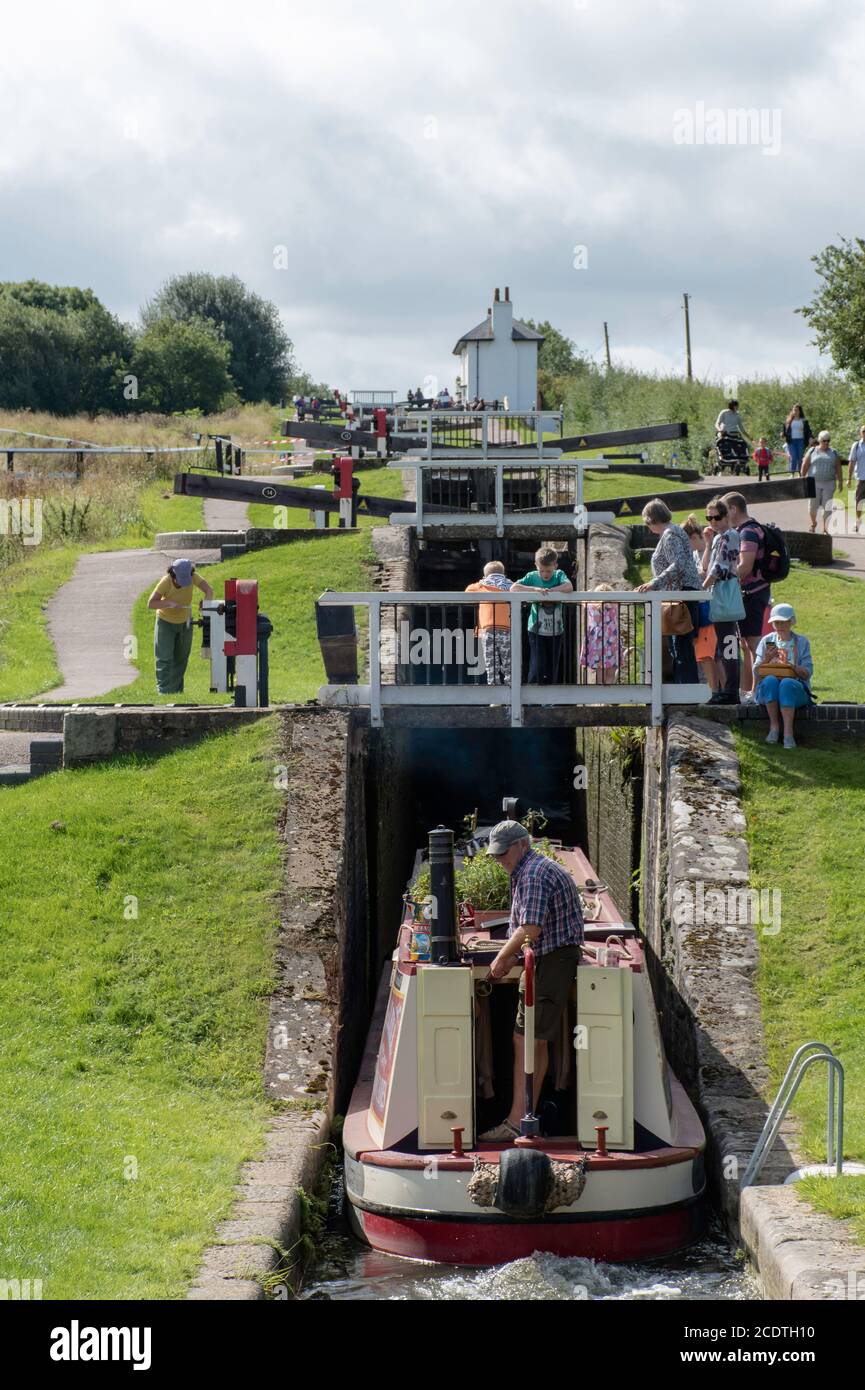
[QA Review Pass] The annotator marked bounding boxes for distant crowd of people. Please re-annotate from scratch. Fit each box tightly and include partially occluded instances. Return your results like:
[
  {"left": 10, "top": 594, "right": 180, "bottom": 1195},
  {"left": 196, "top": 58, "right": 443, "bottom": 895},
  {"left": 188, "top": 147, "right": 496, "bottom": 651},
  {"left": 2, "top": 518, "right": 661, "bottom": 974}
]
[
  {"left": 405, "top": 387, "right": 510, "bottom": 411},
  {"left": 714, "top": 397, "right": 865, "bottom": 533}
]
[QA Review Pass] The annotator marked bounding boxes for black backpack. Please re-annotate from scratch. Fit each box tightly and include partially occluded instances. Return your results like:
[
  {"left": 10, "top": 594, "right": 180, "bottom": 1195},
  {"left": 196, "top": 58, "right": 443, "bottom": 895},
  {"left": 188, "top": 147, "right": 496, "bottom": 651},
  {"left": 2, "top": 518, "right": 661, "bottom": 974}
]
[{"left": 752, "top": 520, "right": 790, "bottom": 582}]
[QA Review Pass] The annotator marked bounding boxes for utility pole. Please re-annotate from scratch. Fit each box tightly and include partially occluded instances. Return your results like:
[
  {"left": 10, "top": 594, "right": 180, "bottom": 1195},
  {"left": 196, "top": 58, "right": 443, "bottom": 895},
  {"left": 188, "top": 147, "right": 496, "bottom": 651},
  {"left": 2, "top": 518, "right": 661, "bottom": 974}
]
[
  {"left": 683, "top": 293, "right": 693, "bottom": 381},
  {"left": 603, "top": 321, "right": 612, "bottom": 370}
]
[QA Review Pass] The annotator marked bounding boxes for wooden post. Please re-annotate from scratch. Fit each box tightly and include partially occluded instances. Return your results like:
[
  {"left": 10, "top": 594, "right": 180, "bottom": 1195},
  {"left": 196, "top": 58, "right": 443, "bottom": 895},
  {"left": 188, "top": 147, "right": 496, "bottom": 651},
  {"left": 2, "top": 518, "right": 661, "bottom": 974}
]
[
  {"left": 683, "top": 293, "right": 693, "bottom": 381},
  {"left": 603, "top": 321, "right": 612, "bottom": 370}
]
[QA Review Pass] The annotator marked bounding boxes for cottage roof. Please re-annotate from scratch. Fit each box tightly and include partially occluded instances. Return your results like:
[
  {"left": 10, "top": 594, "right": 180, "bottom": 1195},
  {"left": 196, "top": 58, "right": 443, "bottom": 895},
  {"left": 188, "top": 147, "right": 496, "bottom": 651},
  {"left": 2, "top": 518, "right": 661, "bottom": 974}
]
[{"left": 452, "top": 316, "right": 545, "bottom": 355}]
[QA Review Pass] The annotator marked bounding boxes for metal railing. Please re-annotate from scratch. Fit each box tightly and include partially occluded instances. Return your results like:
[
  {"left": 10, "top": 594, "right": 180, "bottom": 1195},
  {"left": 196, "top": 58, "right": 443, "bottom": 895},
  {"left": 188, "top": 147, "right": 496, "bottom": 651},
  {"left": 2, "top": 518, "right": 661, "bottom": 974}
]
[
  {"left": 350, "top": 390, "right": 397, "bottom": 405},
  {"left": 741, "top": 1042, "right": 845, "bottom": 1188},
  {"left": 391, "top": 410, "right": 563, "bottom": 460},
  {"left": 316, "top": 589, "right": 708, "bottom": 726},
  {"left": 389, "top": 455, "right": 615, "bottom": 535}
]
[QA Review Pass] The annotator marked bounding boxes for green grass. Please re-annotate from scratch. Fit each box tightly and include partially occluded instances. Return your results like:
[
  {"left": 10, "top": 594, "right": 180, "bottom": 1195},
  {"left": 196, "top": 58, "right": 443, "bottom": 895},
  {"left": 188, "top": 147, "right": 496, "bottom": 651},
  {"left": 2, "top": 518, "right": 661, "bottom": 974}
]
[
  {"left": 795, "top": 1175, "right": 865, "bottom": 1245},
  {"left": 109, "top": 480, "right": 204, "bottom": 547},
  {"left": 246, "top": 465, "right": 408, "bottom": 531},
  {"left": 0, "top": 547, "right": 80, "bottom": 700},
  {"left": 581, "top": 470, "right": 690, "bottom": 502},
  {"left": 0, "top": 719, "right": 281, "bottom": 1299},
  {"left": 736, "top": 732, "right": 865, "bottom": 1239}
]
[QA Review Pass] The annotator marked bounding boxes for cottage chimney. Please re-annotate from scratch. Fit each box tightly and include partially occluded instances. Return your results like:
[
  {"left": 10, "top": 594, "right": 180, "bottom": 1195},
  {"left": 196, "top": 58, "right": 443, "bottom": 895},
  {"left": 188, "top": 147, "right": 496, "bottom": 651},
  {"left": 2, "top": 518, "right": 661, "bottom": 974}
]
[
  {"left": 491, "top": 284, "right": 513, "bottom": 339},
  {"left": 494, "top": 287, "right": 500, "bottom": 302},
  {"left": 504, "top": 286, "right": 510, "bottom": 302}
]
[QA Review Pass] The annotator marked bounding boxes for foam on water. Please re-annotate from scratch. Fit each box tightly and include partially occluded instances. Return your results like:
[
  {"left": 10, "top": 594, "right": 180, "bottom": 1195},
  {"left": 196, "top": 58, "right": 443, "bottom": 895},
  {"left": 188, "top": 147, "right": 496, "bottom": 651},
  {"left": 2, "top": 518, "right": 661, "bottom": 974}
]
[{"left": 300, "top": 1236, "right": 756, "bottom": 1302}]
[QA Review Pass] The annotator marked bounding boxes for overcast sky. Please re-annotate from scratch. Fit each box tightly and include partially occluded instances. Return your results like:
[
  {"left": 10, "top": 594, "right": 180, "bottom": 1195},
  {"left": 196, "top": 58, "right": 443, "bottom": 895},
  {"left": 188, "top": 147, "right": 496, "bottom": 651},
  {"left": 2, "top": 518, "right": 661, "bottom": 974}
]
[{"left": 3, "top": 0, "right": 863, "bottom": 395}]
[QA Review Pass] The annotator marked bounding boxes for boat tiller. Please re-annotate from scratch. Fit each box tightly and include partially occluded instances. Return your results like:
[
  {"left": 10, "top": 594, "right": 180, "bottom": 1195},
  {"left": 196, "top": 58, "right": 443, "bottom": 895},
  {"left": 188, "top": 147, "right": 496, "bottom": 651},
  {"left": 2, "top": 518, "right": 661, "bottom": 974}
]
[{"left": 520, "top": 945, "right": 540, "bottom": 1138}]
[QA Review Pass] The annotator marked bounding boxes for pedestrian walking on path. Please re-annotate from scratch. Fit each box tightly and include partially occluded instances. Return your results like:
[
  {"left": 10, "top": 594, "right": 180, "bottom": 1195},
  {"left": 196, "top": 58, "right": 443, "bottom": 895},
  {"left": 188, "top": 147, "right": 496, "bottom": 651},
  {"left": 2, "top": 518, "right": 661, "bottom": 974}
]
[
  {"left": 848, "top": 424, "right": 865, "bottom": 533},
  {"left": 802, "top": 430, "right": 843, "bottom": 534},
  {"left": 782, "top": 404, "right": 812, "bottom": 475},
  {"left": 147, "top": 558, "right": 213, "bottom": 695}
]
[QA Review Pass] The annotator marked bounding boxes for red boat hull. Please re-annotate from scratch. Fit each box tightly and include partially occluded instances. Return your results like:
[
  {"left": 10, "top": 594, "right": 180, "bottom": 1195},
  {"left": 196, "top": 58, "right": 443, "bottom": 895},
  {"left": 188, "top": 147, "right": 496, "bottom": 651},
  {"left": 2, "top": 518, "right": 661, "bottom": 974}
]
[{"left": 355, "top": 1201, "right": 705, "bottom": 1266}]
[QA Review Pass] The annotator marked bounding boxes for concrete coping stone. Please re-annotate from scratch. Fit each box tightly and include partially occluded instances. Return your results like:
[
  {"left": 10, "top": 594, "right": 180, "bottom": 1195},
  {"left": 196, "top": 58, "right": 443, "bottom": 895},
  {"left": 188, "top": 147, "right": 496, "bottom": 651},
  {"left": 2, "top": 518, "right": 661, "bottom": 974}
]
[{"left": 740, "top": 1185, "right": 865, "bottom": 1300}]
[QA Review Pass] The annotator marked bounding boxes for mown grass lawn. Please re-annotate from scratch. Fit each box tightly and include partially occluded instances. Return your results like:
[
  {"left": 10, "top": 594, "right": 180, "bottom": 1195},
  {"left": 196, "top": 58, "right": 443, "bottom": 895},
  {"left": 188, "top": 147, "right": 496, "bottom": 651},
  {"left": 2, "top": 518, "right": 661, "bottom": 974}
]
[
  {"left": 736, "top": 731, "right": 865, "bottom": 1241},
  {"left": 0, "top": 547, "right": 80, "bottom": 700},
  {"left": 0, "top": 718, "right": 281, "bottom": 1299}
]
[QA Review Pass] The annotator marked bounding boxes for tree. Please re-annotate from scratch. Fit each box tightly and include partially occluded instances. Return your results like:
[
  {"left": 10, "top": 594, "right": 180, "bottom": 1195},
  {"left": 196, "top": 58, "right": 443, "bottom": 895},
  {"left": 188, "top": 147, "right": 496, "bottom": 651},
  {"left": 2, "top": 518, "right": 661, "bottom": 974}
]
[
  {"left": 0, "top": 282, "right": 134, "bottom": 414},
  {"left": 523, "top": 319, "right": 587, "bottom": 377},
  {"left": 141, "top": 273, "right": 293, "bottom": 402},
  {"left": 798, "top": 237, "right": 865, "bottom": 383},
  {"left": 130, "top": 315, "right": 235, "bottom": 414}
]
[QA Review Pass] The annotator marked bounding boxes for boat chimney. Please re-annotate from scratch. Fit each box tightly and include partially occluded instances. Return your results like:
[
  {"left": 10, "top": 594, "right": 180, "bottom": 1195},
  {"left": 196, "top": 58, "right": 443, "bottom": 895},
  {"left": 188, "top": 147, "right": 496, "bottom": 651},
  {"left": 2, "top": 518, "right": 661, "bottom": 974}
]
[{"left": 427, "top": 826, "right": 459, "bottom": 963}]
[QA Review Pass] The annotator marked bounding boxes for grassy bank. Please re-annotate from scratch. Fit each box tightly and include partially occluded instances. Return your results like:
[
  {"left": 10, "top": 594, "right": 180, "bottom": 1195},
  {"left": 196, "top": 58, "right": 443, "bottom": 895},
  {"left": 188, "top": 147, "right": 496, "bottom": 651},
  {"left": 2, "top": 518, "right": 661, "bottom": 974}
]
[
  {"left": 736, "top": 731, "right": 865, "bottom": 1240},
  {"left": 0, "top": 547, "right": 80, "bottom": 699},
  {"left": 0, "top": 719, "right": 281, "bottom": 1299}
]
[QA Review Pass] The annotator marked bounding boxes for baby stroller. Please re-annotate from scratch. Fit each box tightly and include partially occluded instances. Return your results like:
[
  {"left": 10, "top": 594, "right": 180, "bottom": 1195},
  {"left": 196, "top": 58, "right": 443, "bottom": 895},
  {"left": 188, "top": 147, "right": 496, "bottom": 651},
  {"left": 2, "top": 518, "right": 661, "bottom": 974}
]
[{"left": 711, "top": 431, "right": 750, "bottom": 476}]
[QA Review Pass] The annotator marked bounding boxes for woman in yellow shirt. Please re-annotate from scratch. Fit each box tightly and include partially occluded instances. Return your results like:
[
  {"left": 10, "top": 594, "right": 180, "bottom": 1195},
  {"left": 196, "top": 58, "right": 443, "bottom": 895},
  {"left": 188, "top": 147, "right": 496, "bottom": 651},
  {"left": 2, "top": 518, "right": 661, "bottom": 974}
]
[{"left": 147, "top": 559, "right": 213, "bottom": 695}]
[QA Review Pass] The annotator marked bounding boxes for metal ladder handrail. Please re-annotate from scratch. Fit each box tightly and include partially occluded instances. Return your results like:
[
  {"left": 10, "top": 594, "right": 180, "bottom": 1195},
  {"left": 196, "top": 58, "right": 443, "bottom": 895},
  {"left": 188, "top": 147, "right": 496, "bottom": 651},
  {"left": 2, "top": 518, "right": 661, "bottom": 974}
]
[{"left": 741, "top": 1041, "right": 844, "bottom": 1188}]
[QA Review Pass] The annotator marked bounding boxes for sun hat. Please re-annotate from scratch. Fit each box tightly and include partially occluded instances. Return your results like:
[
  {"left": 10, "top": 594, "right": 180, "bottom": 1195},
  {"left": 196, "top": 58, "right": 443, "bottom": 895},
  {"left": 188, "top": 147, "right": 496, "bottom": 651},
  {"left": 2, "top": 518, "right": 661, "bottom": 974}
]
[
  {"left": 769, "top": 603, "right": 796, "bottom": 624},
  {"left": 487, "top": 820, "right": 531, "bottom": 857},
  {"left": 170, "top": 558, "right": 194, "bottom": 586}
]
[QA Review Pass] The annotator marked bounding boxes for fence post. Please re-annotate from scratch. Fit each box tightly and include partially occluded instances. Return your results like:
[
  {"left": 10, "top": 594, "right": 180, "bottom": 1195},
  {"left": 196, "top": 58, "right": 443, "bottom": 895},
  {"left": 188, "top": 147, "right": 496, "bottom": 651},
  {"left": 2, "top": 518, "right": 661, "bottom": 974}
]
[
  {"left": 416, "top": 463, "right": 424, "bottom": 537},
  {"left": 510, "top": 593, "right": 523, "bottom": 727},
  {"left": 369, "top": 599, "right": 382, "bottom": 727},
  {"left": 495, "top": 460, "right": 504, "bottom": 538},
  {"left": 649, "top": 595, "right": 663, "bottom": 724}
]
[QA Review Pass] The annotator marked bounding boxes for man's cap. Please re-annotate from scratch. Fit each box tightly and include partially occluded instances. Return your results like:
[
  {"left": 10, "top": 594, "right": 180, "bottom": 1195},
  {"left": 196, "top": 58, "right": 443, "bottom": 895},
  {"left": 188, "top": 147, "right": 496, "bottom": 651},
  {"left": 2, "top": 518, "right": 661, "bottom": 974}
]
[
  {"left": 170, "top": 558, "right": 194, "bottom": 586},
  {"left": 487, "top": 820, "right": 531, "bottom": 857},
  {"left": 769, "top": 603, "right": 796, "bottom": 624}
]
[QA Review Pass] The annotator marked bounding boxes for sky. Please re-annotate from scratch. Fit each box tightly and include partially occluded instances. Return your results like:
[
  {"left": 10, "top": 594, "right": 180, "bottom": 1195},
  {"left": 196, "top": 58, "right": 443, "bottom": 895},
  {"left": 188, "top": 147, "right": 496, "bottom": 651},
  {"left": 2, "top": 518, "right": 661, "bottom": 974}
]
[{"left": 2, "top": 0, "right": 863, "bottom": 395}]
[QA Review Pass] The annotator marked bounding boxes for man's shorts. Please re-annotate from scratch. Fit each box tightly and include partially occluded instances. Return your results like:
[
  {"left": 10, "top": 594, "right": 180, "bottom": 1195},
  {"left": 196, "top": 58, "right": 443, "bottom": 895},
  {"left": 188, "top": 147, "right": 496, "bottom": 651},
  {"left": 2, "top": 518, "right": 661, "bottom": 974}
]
[
  {"left": 514, "top": 945, "right": 581, "bottom": 1042},
  {"left": 856, "top": 479, "right": 865, "bottom": 504},
  {"left": 739, "top": 586, "right": 771, "bottom": 639}
]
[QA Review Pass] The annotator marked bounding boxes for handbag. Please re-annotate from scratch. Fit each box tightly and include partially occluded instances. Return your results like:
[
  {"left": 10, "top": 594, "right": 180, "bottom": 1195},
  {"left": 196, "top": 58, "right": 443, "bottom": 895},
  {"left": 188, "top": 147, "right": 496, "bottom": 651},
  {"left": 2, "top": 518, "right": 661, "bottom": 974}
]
[
  {"left": 709, "top": 576, "right": 745, "bottom": 623},
  {"left": 661, "top": 601, "right": 694, "bottom": 636}
]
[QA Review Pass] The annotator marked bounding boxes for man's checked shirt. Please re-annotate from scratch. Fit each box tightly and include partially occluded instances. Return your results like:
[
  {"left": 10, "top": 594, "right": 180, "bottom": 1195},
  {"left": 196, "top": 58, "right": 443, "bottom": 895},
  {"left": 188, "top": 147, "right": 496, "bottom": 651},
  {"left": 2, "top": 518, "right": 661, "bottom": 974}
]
[{"left": 508, "top": 849, "right": 584, "bottom": 958}]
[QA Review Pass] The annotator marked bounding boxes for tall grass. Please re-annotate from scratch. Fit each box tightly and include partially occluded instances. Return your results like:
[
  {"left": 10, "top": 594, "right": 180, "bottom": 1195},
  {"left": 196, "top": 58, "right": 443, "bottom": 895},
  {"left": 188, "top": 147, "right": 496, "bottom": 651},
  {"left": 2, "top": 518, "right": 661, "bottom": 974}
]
[
  {"left": 554, "top": 366, "right": 864, "bottom": 467},
  {"left": 0, "top": 402, "right": 287, "bottom": 562}
]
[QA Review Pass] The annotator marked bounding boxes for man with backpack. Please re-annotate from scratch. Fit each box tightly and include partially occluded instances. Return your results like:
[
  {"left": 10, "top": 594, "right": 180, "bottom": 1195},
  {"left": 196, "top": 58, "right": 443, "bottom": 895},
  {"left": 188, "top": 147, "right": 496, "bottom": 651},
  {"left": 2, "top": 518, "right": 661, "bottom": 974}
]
[{"left": 722, "top": 492, "right": 790, "bottom": 700}]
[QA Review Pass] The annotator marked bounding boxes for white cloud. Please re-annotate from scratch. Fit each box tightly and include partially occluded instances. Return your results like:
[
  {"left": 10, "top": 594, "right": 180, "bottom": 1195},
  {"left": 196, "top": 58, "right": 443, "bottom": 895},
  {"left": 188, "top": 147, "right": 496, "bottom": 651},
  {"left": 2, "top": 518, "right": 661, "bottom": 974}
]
[{"left": 1, "top": 0, "right": 862, "bottom": 389}]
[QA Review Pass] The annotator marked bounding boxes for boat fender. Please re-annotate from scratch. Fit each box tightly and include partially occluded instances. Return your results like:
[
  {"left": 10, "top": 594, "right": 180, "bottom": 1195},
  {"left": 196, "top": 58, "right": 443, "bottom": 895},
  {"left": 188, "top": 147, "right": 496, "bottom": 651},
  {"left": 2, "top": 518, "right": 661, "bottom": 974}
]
[{"left": 496, "top": 1148, "right": 553, "bottom": 1220}]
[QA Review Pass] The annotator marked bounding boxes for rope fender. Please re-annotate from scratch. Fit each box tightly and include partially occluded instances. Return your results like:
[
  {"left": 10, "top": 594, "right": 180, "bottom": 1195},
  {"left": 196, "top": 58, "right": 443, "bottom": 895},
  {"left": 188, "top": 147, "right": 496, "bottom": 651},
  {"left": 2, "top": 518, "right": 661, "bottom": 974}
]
[{"left": 466, "top": 1154, "right": 588, "bottom": 1212}]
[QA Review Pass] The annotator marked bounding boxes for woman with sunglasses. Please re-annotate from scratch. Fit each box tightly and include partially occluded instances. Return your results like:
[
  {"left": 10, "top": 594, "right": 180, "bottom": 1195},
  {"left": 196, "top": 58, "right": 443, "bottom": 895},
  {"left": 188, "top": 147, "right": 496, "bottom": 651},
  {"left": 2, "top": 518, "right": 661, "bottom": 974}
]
[{"left": 700, "top": 497, "right": 741, "bottom": 705}]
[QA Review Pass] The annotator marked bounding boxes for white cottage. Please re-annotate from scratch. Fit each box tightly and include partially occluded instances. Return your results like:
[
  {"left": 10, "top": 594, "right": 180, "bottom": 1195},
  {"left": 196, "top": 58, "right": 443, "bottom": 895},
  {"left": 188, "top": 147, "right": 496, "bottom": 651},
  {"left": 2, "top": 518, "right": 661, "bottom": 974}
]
[{"left": 452, "top": 287, "right": 543, "bottom": 411}]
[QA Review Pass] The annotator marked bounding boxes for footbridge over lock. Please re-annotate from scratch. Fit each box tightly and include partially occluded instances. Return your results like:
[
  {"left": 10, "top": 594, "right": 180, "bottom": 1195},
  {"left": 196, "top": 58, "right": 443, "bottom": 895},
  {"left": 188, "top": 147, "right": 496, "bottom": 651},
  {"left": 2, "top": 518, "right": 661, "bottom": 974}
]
[{"left": 315, "top": 586, "right": 709, "bottom": 729}]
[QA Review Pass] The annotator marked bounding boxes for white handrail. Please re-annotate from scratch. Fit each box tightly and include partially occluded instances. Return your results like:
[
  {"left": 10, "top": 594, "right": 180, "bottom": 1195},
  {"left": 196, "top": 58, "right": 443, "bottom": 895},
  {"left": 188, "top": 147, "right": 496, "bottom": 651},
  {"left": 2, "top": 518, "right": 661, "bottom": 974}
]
[{"left": 316, "top": 589, "right": 708, "bottom": 727}]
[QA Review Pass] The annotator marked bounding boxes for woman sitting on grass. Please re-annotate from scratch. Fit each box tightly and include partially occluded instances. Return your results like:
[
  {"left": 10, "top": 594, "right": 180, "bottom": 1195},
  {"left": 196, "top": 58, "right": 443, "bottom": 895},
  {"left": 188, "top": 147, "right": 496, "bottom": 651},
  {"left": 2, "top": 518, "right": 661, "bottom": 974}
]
[{"left": 753, "top": 602, "right": 813, "bottom": 749}]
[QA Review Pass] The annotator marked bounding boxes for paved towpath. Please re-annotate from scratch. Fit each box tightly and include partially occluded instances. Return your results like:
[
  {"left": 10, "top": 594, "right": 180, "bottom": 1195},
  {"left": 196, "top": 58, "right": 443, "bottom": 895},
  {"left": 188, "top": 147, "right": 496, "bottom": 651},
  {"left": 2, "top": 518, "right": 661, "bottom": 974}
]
[{"left": 42, "top": 545, "right": 220, "bottom": 701}]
